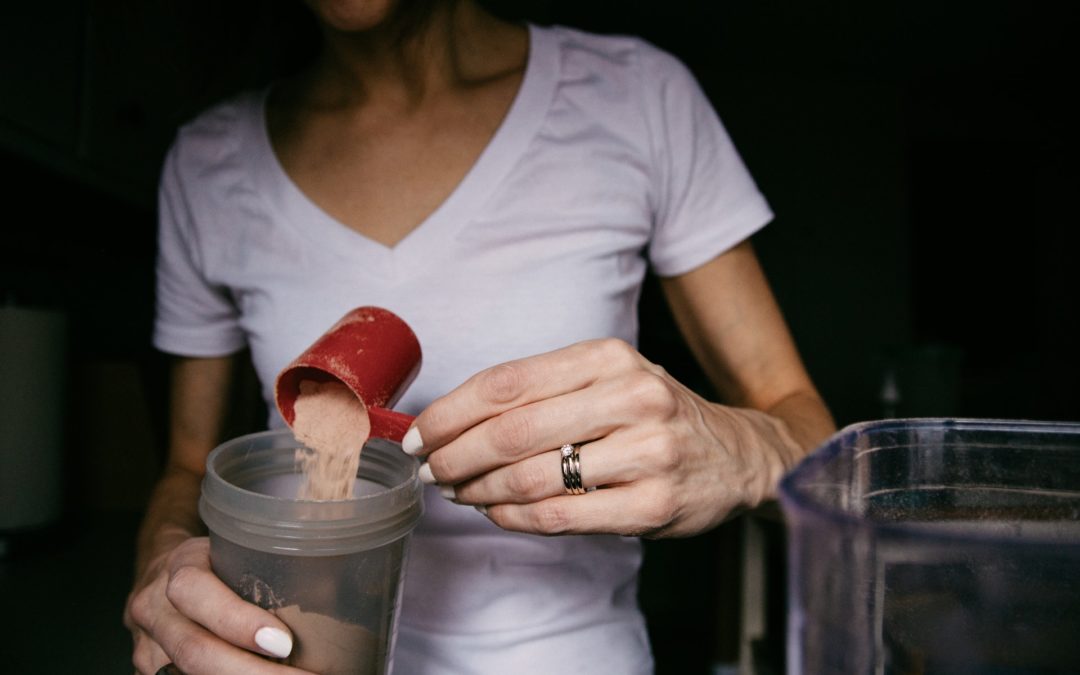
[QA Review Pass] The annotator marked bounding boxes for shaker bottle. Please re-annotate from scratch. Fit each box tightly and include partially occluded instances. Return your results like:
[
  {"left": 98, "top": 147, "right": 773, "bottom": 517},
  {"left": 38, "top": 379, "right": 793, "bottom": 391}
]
[
  {"left": 201, "top": 306, "right": 425, "bottom": 673},
  {"left": 200, "top": 431, "right": 423, "bottom": 674}
]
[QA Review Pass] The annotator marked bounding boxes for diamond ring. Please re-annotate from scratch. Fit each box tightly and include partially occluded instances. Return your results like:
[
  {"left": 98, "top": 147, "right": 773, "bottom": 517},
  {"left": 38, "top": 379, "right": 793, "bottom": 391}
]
[{"left": 560, "top": 443, "right": 585, "bottom": 495}]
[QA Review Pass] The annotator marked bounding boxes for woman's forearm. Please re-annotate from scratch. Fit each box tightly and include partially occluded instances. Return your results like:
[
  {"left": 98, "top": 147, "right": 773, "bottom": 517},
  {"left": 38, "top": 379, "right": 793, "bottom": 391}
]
[{"left": 133, "top": 466, "right": 205, "bottom": 582}]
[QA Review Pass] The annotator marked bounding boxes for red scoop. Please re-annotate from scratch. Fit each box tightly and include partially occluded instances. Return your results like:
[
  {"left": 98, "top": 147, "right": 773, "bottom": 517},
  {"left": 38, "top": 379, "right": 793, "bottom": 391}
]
[{"left": 275, "top": 306, "right": 421, "bottom": 443}]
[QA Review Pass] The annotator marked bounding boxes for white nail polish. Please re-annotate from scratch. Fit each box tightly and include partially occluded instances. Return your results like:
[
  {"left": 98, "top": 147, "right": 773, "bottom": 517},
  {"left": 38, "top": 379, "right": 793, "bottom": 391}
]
[
  {"left": 475, "top": 505, "right": 488, "bottom": 516},
  {"left": 439, "top": 484, "right": 456, "bottom": 500},
  {"left": 418, "top": 462, "right": 436, "bottom": 484},
  {"left": 255, "top": 626, "right": 293, "bottom": 658},
  {"left": 402, "top": 426, "right": 424, "bottom": 456}
]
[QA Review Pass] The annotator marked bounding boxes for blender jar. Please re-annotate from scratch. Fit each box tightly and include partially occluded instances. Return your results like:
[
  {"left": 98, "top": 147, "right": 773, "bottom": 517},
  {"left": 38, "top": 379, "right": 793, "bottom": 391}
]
[{"left": 780, "top": 418, "right": 1080, "bottom": 674}]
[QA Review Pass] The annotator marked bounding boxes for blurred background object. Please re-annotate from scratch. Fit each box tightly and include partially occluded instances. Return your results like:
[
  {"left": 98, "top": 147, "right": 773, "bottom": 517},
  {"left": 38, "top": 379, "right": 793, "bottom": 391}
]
[{"left": 0, "top": 303, "right": 67, "bottom": 538}]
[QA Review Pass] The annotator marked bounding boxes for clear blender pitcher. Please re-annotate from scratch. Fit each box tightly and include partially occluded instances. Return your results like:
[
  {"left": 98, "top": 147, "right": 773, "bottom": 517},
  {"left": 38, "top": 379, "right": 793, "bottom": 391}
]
[{"left": 779, "top": 418, "right": 1080, "bottom": 674}]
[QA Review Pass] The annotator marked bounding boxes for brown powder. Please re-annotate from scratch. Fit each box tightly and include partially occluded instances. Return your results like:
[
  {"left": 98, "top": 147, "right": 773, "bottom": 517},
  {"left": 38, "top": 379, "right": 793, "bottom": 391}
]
[
  {"left": 273, "top": 604, "right": 379, "bottom": 674},
  {"left": 292, "top": 380, "right": 371, "bottom": 500}
]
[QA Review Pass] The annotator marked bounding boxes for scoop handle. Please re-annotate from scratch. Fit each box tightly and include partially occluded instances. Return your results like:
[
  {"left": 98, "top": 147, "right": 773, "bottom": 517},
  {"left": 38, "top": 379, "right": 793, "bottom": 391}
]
[{"left": 368, "top": 407, "right": 416, "bottom": 444}]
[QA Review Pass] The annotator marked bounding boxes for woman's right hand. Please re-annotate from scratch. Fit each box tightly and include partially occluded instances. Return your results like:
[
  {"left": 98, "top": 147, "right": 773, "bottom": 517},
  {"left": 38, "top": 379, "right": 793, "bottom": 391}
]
[{"left": 124, "top": 536, "right": 307, "bottom": 674}]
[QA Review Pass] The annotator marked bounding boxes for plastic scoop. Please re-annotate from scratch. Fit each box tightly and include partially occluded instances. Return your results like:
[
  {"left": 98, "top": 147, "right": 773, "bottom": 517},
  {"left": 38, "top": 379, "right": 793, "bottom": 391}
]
[{"left": 275, "top": 306, "right": 421, "bottom": 443}]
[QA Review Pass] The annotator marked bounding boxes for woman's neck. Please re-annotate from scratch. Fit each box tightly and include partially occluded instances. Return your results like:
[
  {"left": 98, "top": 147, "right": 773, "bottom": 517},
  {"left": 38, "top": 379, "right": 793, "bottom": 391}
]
[{"left": 305, "top": 0, "right": 525, "bottom": 110}]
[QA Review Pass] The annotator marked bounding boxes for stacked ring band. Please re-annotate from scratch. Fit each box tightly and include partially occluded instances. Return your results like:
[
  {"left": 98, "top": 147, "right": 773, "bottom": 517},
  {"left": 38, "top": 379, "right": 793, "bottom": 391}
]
[{"left": 560, "top": 443, "right": 586, "bottom": 495}]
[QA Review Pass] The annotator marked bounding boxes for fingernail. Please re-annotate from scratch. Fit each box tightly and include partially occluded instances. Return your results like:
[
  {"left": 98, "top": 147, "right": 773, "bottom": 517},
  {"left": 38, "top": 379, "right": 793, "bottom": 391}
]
[
  {"left": 439, "top": 484, "right": 456, "bottom": 500},
  {"left": 475, "top": 505, "right": 488, "bottom": 516},
  {"left": 255, "top": 626, "right": 293, "bottom": 658},
  {"left": 418, "top": 462, "right": 436, "bottom": 484},
  {"left": 402, "top": 426, "right": 424, "bottom": 455}
]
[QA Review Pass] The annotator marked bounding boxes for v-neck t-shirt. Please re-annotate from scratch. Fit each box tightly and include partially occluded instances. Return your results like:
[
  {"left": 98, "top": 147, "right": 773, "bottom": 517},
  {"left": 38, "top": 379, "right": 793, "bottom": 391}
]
[{"left": 154, "top": 23, "right": 772, "bottom": 673}]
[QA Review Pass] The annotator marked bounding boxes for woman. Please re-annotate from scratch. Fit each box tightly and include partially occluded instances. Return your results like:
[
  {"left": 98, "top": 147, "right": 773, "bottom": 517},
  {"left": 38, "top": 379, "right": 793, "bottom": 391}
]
[{"left": 125, "top": 0, "right": 835, "bottom": 672}]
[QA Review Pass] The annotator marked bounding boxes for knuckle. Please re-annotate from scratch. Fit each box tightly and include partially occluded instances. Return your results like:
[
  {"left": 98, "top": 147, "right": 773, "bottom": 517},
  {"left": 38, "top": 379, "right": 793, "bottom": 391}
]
[
  {"left": 165, "top": 564, "right": 200, "bottom": 605},
  {"left": 595, "top": 338, "right": 639, "bottom": 370},
  {"left": 651, "top": 433, "right": 681, "bottom": 471},
  {"left": 171, "top": 633, "right": 209, "bottom": 673},
  {"left": 630, "top": 371, "right": 677, "bottom": 414},
  {"left": 488, "top": 412, "right": 534, "bottom": 455},
  {"left": 532, "top": 501, "right": 572, "bottom": 534},
  {"left": 507, "top": 463, "right": 548, "bottom": 498},
  {"left": 479, "top": 363, "right": 525, "bottom": 404},
  {"left": 132, "top": 644, "right": 153, "bottom": 675},
  {"left": 128, "top": 590, "right": 152, "bottom": 628}
]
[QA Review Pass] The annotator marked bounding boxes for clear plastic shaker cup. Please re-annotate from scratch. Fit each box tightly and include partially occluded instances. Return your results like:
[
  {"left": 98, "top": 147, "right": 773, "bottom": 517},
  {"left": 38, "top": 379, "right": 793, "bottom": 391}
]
[{"left": 200, "top": 431, "right": 423, "bottom": 674}]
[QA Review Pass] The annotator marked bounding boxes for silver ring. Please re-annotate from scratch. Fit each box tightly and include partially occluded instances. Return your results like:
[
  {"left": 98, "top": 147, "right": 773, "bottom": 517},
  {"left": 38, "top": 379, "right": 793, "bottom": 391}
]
[{"left": 560, "top": 443, "right": 586, "bottom": 495}]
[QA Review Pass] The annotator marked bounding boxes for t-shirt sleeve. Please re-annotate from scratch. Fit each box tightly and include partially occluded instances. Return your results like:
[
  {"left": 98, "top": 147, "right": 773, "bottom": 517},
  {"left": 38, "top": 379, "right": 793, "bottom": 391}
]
[
  {"left": 152, "top": 141, "right": 246, "bottom": 357},
  {"left": 642, "top": 47, "right": 773, "bottom": 277}
]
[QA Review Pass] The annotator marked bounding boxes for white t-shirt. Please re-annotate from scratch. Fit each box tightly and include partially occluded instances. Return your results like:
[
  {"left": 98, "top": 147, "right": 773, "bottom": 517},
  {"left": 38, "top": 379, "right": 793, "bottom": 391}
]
[{"left": 154, "top": 23, "right": 772, "bottom": 674}]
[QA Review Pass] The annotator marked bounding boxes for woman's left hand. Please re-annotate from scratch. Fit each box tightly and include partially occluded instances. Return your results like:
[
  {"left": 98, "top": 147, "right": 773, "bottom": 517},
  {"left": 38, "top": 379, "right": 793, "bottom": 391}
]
[{"left": 402, "top": 338, "right": 807, "bottom": 538}]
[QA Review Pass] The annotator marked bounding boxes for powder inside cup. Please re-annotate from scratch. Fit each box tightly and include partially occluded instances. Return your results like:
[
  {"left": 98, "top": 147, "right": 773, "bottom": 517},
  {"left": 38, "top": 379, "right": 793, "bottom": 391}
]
[
  {"left": 274, "top": 605, "right": 378, "bottom": 675},
  {"left": 292, "top": 379, "right": 371, "bottom": 500}
]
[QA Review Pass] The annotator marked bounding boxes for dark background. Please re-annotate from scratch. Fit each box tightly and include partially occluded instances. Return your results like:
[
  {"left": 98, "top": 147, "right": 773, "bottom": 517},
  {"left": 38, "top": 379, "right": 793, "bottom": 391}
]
[{"left": 1, "top": 1, "right": 1077, "bottom": 673}]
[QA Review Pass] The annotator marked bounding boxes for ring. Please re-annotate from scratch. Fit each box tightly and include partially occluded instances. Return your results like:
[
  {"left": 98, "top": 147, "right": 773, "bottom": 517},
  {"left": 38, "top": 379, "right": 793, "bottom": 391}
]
[{"left": 560, "top": 443, "right": 586, "bottom": 495}]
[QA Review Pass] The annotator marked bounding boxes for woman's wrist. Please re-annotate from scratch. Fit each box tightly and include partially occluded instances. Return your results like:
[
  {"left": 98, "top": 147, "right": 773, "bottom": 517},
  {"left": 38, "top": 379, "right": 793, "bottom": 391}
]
[{"left": 705, "top": 401, "right": 811, "bottom": 512}]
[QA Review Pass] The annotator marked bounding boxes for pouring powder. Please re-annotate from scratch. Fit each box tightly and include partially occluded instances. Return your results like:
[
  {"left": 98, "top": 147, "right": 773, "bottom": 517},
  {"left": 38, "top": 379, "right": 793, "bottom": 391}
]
[{"left": 292, "top": 380, "right": 371, "bottom": 500}]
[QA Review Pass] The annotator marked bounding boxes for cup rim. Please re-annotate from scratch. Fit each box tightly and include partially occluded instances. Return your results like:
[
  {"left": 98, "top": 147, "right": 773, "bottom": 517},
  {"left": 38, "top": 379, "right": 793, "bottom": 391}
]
[
  {"left": 778, "top": 417, "right": 1080, "bottom": 549},
  {"left": 200, "top": 429, "right": 424, "bottom": 555}
]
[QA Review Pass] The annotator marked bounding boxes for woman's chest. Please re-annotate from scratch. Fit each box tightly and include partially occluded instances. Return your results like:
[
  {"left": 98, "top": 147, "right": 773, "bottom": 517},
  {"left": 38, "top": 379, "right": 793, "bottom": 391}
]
[
  {"left": 266, "top": 88, "right": 520, "bottom": 249},
  {"left": 207, "top": 114, "right": 659, "bottom": 405}
]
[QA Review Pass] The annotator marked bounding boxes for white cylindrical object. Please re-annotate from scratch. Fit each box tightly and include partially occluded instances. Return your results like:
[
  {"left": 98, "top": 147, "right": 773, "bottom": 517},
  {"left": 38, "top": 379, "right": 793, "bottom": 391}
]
[{"left": 0, "top": 305, "right": 67, "bottom": 530}]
